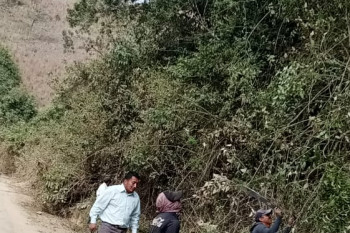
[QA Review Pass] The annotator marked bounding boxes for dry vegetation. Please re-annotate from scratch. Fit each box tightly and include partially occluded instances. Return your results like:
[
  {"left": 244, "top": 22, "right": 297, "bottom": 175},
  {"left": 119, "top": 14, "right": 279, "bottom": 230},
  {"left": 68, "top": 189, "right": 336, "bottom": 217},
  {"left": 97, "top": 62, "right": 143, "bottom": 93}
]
[
  {"left": 1, "top": 1, "right": 350, "bottom": 233},
  {"left": 0, "top": 0, "right": 86, "bottom": 106}
]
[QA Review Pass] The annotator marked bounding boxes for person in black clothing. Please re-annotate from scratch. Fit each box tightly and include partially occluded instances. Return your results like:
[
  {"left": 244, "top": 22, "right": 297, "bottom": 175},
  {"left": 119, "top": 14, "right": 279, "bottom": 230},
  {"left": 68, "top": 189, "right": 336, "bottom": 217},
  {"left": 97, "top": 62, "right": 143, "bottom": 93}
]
[
  {"left": 149, "top": 191, "right": 183, "bottom": 233},
  {"left": 250, "top": 208, "right": 294, "bottom": 233}
]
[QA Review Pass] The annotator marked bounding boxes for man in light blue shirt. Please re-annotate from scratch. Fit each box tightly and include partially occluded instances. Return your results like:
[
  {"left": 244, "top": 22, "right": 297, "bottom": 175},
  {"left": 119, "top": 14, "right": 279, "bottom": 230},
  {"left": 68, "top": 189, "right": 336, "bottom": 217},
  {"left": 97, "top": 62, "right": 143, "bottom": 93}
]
[{"left": 89, "top": 171, "right": 141, "bottom": 233}]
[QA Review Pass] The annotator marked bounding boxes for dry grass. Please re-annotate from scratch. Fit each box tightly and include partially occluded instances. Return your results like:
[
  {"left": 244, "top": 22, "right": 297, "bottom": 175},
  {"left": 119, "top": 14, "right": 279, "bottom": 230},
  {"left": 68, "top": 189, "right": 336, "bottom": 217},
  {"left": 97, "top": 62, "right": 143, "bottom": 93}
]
[
  {"left": 0, "top": 0, "right": 87, "bottom": 106},
  {"left": 0, "top": 144, "right": 16, "bottom": 174}
]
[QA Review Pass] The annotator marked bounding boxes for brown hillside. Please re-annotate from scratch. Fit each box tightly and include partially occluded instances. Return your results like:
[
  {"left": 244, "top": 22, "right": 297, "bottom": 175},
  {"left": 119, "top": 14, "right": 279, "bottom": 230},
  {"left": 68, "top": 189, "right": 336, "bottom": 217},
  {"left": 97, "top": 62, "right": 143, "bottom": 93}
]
[{"left": 0, "top": 0, "right": 86, "bottom": 106}]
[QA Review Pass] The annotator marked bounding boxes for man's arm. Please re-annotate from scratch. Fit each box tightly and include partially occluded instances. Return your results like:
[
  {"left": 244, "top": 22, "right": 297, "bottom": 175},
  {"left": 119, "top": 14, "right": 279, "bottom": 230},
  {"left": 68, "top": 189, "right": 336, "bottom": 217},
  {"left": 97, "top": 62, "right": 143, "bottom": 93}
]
[
  {"left": 130, "top": 197, "right": 141, "bottom": 233},
  {"left": 89, "top": 187, "right": 114, "bottom": 223},
  {"left": 268, "top": 216, "right": 282, "bottom": 233},
  {"left": 96, "top": 183, "right": 107, "bottom": 197}
]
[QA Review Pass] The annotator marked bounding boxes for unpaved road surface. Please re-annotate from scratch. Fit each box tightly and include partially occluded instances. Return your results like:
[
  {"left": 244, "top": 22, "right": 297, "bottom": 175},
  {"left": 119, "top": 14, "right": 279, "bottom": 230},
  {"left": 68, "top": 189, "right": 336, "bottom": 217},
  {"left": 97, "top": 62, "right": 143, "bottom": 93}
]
[{"left": 0, "top": 176, "right": 75, "bottom": 233}]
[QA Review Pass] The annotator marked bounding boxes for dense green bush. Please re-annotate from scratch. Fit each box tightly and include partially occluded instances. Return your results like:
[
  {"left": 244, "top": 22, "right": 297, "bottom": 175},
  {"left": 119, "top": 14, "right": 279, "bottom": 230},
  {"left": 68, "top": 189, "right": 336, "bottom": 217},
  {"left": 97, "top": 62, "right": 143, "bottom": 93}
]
[
  {"left": 64, "top": 1, "right": 350, "bottom": 232},
  {"left": 0, "top": 46, "right": 37, "bottom": 124},
  {"left": 0, "top": 88, "right": 37, "bottom": 123},
  {"left": 2, "top": 1, "right": 350, "bottom": 233},
  {"left": 0, "top": 46, "right": 20, "bottom": 94},
  {"left": 0, "top": 46, "right": 37, "bottom": 175}
]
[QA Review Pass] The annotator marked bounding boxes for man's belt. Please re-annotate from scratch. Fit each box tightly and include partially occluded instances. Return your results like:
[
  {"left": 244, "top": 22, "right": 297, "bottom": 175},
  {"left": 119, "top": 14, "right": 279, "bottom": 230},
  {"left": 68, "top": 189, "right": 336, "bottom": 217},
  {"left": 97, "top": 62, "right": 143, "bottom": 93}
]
[{"left": 102, "top": 221, "right": 127, "bottom": 230}]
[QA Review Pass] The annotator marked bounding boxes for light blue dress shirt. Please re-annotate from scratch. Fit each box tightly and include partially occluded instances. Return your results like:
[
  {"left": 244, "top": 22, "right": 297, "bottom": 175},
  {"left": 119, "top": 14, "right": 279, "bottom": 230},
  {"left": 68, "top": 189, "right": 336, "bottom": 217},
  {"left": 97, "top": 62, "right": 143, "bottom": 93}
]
[{"left": 89, "top": 184, "right": 141, "bottom": 233}]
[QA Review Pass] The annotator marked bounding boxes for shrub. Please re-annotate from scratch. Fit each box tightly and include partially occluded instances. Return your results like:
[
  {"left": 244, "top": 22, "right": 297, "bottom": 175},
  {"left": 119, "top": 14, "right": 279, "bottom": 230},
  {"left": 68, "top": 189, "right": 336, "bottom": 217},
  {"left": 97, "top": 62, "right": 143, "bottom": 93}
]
[{"left": 0, "top": 46, "right": 37, "bottom": 124}]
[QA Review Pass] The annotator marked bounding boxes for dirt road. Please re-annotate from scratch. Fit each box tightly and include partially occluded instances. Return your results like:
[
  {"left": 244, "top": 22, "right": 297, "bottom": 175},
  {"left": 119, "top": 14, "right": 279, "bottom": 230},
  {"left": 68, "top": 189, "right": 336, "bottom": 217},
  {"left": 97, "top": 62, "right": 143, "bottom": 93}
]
[{"left": 0, "top": 176, "right": 75, "bottom": 233}]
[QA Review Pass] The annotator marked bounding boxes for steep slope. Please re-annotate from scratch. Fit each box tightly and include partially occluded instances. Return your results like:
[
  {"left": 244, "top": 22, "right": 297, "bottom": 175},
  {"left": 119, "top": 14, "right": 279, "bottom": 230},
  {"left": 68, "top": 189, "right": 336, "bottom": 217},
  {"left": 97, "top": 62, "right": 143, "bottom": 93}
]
[{"left": 0, "top": 0, "right": 86, "bottom": 106}]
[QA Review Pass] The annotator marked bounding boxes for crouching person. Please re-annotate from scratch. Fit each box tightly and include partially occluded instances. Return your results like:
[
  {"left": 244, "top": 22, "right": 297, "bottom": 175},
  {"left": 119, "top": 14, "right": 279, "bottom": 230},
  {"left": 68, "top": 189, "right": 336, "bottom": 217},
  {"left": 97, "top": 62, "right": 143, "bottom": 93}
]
[
  {"left": 250, "top": 208, "right": 293, "bottom": 233},
  {"left": 149, "top": 191, "right": 183, "bottom": 233}
]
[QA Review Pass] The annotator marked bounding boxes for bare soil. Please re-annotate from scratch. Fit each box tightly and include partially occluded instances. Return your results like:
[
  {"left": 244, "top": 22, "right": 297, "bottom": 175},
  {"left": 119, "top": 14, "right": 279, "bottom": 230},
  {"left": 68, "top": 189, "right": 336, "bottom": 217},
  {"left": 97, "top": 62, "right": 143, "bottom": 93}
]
[
  {"left": 0, "top": 175, "right": 75, "bottom": 233},
  {"left": 0, "top": 0, "right": 87, "bottom": 106}
]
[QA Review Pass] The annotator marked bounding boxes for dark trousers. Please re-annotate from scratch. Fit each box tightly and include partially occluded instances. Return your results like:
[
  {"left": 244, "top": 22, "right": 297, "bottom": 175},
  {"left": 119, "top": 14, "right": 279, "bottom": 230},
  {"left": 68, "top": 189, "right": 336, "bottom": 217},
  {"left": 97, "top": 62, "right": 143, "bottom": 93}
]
[{"left": 99, "top": 222, "right": 127, "bottom": 233}]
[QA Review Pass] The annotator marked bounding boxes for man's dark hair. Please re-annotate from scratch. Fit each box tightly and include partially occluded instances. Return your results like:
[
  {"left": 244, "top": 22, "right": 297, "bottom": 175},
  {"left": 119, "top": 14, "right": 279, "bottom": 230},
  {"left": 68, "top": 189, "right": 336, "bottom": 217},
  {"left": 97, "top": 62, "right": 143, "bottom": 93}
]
[{"left": 124, "top": 171, "right": 141, "bottom": 180}]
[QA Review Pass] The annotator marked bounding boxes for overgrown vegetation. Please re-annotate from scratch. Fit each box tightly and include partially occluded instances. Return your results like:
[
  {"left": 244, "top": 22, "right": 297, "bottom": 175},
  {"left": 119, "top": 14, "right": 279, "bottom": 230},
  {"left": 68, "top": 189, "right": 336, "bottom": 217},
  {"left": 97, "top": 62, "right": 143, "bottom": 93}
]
[
  {"left": 1, "top": 1, "right": 350, "bottom": 232},
  {"left": 0, "top": 47, "right": 36, "bottom": 124},
  {"left": 0, "top": 46, "right": 36, "bottom": 173}
]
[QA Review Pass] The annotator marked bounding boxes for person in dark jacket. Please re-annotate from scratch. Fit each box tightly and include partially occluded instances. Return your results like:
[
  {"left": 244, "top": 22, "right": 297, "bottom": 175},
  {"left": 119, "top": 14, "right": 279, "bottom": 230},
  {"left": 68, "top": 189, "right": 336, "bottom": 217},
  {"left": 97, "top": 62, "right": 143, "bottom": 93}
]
[
  {"left": 149, "top": 191, "right": 183, "bottom": 233},
  {"left": 250, "top": 208, "right": 293, "bottom": 233}
]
